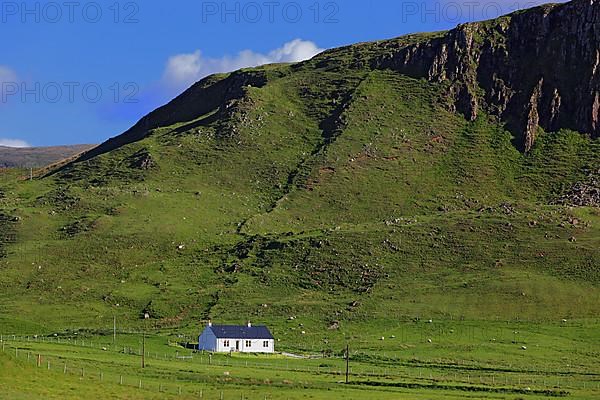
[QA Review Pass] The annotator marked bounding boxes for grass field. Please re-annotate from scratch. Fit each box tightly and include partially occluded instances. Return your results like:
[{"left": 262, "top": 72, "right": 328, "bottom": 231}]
[
  {"left": 1, "top": 321, "right": 599, "bottom": 399},
  {"left": 1, "top": 310, "right": 600, "bottom": 398}
]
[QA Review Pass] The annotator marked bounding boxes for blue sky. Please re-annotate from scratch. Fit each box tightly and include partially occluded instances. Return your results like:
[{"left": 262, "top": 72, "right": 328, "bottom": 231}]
[{"left": 0, "top": 0, "right": 562, "bottom": 147}]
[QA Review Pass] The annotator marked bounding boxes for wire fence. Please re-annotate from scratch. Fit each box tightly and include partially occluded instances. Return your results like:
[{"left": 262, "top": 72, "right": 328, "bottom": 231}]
[
  {"left": 4, "top": 344, "right": 196, "bottom": 397},
  {"left": 1, "top": 340, "right": 274, "bottom": 399},
  {"left": 1, "top": 335, "right": 599, "bottom": 397}
]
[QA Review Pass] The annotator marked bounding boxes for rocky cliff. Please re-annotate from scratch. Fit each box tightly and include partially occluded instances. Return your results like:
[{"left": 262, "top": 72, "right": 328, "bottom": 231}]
[{"left": 372, "top": 0, "right": 600, "bottom": 151}]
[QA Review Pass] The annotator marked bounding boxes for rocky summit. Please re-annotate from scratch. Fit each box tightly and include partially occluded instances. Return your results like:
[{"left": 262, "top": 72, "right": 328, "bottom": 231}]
[{"left": 374, "top": 0, "right": 600, "bottom": 151}]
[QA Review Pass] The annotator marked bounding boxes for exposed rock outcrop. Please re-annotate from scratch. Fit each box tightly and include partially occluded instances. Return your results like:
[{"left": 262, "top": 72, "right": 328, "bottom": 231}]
[
  {"left": 372, "top": 0, "right": 600, "bottom": 151},
  {"left": 557, "top": 169, "right": 600, "bottom": 207},
  {"left": 524, "top": 78, "right": 544, "bottom": 152},
  {"left": 128, "top": 150, "right": 156, "bottom": 170}
]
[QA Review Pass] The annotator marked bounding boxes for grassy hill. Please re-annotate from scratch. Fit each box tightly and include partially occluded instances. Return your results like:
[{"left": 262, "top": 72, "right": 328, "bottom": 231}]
[{"left": 0, "top": 1, "right": 599, "bottom": 398}]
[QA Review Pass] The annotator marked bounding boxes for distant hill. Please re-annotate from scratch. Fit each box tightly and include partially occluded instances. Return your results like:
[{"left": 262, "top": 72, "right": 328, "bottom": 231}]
[{"left": 0, "top": 144, "right": 96, "bottom": 168}]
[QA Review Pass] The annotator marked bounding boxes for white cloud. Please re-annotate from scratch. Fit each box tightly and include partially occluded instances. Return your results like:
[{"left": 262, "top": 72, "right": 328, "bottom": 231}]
[
  {"left": 0, "top": 65, "right": 18, "bottom": 101},
  {"left": 0, "top": 138, "right": 30, "bottom": 148},
  {"left": 0, "top": 68, "right": 32, "bottom": 148},
  {"left": 0, "top": 65, "right": 17, "bottom": 83},
  {"left": 162, "top": 39, "right": 324, "bottom": 91}
]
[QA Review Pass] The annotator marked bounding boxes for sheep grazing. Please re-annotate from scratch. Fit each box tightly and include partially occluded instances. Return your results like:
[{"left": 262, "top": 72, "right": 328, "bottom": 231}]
[
  {"left": 380, "top": 337, "right": 385, "bottom": 341},
  {"left": 521, "top": 346, "right": 527, "bottom": 350},
  {"left": 427, "top": 339, "right": 432, "bottom": 343}
]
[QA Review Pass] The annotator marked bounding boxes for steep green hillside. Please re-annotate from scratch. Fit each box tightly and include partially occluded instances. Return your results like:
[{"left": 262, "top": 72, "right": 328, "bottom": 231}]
[
  {"left": 2, "top": 66, "right": 597, "bottom": 325},
  {"left": 0, "top": 3, "right": 598, "bottom": 395}
]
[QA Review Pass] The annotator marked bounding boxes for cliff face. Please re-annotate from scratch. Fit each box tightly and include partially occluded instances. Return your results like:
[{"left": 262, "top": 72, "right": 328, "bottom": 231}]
[{"left": 373, "top": 0, "right": 600, "bottom": 151}]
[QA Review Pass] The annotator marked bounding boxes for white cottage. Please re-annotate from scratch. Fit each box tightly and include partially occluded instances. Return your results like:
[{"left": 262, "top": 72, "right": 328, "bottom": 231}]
[{"left": 198, "top": 322, "right": 275, "bottom": 353}]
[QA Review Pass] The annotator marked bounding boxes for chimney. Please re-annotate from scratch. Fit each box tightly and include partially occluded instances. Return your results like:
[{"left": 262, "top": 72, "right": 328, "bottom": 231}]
[
  {"left": 247, "top": 321, "right": 252, "bottom": 328},
  {"left": 208, "top": 320, "right": 212, "bottom": 327}
]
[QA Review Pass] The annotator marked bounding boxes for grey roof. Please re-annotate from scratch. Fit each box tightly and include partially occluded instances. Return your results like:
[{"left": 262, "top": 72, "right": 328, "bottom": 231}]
[{"left": 209, "top": 325, "right": 274, "bottom": 339}]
